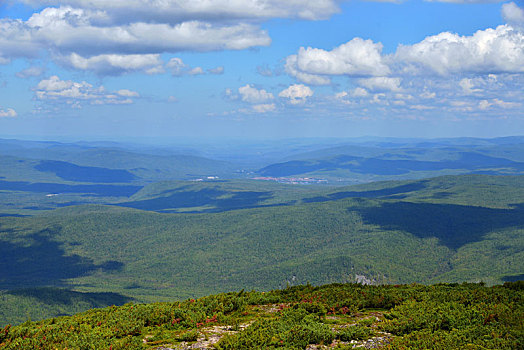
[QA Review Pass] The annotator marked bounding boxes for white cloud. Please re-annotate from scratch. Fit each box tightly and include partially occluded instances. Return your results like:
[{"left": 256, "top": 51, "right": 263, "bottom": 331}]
[
  {"left": 370, "top": 93, "right": 387, "bottom": 104},
  {"left": 117, "top": 89, "right": 140, "bottom": 97},
  {"left": 479, "top": 98, "right": 521, "bottom": 110},
  {"left": 166, "top": 57, "right": 209, "bottom": 76},
  {"left": 31, "top": 7, "right": 271, "bottom": 54},
  {"left": 394, "top": 93, "right": 413, "bottom": 100},
  {"left": 395, "top": 25, "right": 524, "bottom": 75},
  {"left": 285, "top": 55, "right": 332, "bottom": 85},
  {"left": 208, "top": 66, "right": 224, "bottom": 75},
  {"left": 502, "top": 2, "right": 524, "bottom": 27},
  {"left": 459, "top": 78, "right": 483, "bottom": 94},
  {"left": 18, "top": 0, "right": 341, "bottom": 22},
  {"left": 0, "top": 6, "right": 271, "bottom": 74},
  {"left": 37, "top": 76, "right": 76, "bottom": 92},
  {"left": 35, "top": 75, "right": 139, "bottom": 106},
  {"left": 351, "top": 87, "right": 369, "bottom": 97},
  {"left": 165, "top": 57, "right": 219, "bottom": 77},
  {"left": 334, "top": 91, "right": 355, "bottom": 105},
  {"left": 426, "top": 0, "right": 503, "bottom": 3},
  {"left": 285, "top": 38, "right": 390, "bottom": 84},
  {"left": 166, "top": 58, "right": 187, "bottom": 76},
  {"left": 450, "top": 100, "right": 475, "bottom": 112},
  {"left": 238, "top": 84, "right": 274, "bottom": 104},
  {"left": 0, "top": 108, "right": 17, "bottom": 118},
  {"left": 420, "top": 91, "right": 436, "bottom": 99},
  {"left": 257, "top": 64, "right": 275, "bottom": 77},
  {"left": 279, "top": 84, "right": 314, "bottom": 104},
  {"left": 92, "top": 98, "right": 133, "bottom": 105},
  {"left": 284, "top": 18, "right": 524, "bottom": 86},
  {"left": 479, "top": 100, "right": 491, "bottom": 110},
  {"left": 358, "top": 77, "right": 402, "bottom": 92},
  {"left": 188, "top": 67, "right": 204, "bottom": 75},
  {"left": 16, "top": 66, "right": 44, "bottom": 78},
  {"left": 252, "top": 103, "right": 276, "bottom": 113},
  {"left": 0, "top": 18, "right": 41, "bottom": 62},
  {"left": 63, "top": 53, "right": 164, "bottom": 75},
  {"left": 1, "top": 1, "right": 344, "bottom": 74},
  {"left": 410, "top": 104, "right": 436, "bottom": 110},
  {"left": 335, "top": 91, "right": 349, "bottom": 99}
]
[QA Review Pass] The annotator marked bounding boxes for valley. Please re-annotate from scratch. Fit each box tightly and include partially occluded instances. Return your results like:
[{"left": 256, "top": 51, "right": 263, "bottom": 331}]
[{"left": 0, "top": 137, "right": 523, "bottom": 327}]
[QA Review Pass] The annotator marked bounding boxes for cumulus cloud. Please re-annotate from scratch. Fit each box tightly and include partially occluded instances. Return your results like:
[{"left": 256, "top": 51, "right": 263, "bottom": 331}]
[
  {"left": 166, "top": 58, "right": 188, "bottom": 76},
  {"left": 35, "top": 75, "right": 138, "bottom": 106},
  {"left": 166, "top": 58, "right": 210, "bottom": 76},
  {"left": 23, "top": 7, "right": 271, "bottom": 55},
  {"left": 478, "top": 98, "right": 521, "bottom": 110},
  {"left": 459, "top": 78, "right": 483, "bottom": 94},
  {"left": 351, "top": 87, "right": 369, "bottom": 97},
  {"left": 502, "top": 2, "right": 524, "bottom": 27},
  {"left": 238, "top": 84, "right": 274, "bottom": 103},
  {"left": 63, "top": 53, "right": 164, "bottom": 75},
  {"left": 279, "top": 84, "right": 314, "bottom": 104},
  {"left": 188, "top": 67, "right": 204, "bottom": 75},
  {"left": 0, "top": 108, "right": 17, "bottom": 118},
  {"left": 409, "top": 104, "right": 435, "bottom": 110},
  {"left": 252, "top": 103, "right": 276, "bottom": 113},
  {"left": 17, "top": 0, "right": 341, "bottom": 22},
  {"left": 116, "top": 89, "right": 140, "bottom": 97},
  {"left": 16, "top": 66, "right": 44, "bottom": 78},
  {"left": 208, "top": 66, "right": 224, "bottom": 75},
  {"left": 0, "top": 18, "right": 41, "bottom": 62},
  {"left": 285, "top": 38, "right": 390, "bottom": 85},
  {"left": 395, "top": 25, "right": 524, "bottom": 75},
  {"left": 0, "top": 6, "right": 271, "bottom": 74},
  {"left": 358, "top": 77, "right": 402, "bottom": 92},
  {"left": 1, "top": 1, "right": 345, "bottom": 74},
  {"left": 420, "top": 91, "right": 436, "bottom": 99},
  {"left": 285, "top": 55, "right": 332, "bottom": 85},
  {"left": 426, "top": 0, "right": 502, "bottom": 2},
  {"left": 284, "top": 14, "right": 524, "bottom": 87},
  {"left": 334, "top": 91, "right": 355, "bottom": 105}
]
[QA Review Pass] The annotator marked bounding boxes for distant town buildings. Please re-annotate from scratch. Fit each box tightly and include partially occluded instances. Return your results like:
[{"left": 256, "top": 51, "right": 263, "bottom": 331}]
[{"left": 252, "top": 176, "right": 328, "bottom": 185}]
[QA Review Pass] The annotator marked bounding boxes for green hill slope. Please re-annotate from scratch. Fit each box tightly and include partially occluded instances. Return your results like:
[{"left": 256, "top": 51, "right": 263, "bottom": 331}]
[
  {"left": 1, "top": 282, "right": 522, "bottom": 349},
  {"left": 0, "top": 175, "right": 522, "bottom": 307},
  {"left": 0, "top": 288, "right": 133, "bottom": 327}
]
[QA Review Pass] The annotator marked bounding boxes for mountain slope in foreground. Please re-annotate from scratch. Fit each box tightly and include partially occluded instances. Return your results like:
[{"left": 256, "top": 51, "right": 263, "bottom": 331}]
[{"left": 0, "top": 282, "right": 522, "bottom": 349}]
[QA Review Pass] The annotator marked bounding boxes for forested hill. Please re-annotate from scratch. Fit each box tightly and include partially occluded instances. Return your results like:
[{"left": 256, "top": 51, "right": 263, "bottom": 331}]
[{"left": 0, "top": 174, "right": 522, "bottom": 327}]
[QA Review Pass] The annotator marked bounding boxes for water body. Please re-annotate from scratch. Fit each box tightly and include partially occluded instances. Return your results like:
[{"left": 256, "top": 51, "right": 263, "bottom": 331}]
[{"left": 0, "top": 180, "right": 142, "bottom": 197}]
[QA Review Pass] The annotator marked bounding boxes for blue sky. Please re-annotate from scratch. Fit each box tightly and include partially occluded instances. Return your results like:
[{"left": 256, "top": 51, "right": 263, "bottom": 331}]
[{"left": 0, "top": 0, "right": 523, "bottom": 141}]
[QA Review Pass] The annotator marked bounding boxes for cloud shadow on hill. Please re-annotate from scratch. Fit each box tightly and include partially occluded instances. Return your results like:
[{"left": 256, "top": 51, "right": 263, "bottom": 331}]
[
  {"left": 0, "top": 227, "right": 123, "bottom": 289},
  {"left": 303, "top": 182, "right": 427, "bottom": 203},
  {"left": 355, "top": 202, "right": 524, "bottom": 250},
  {"left": 6, "top": 287, "right": 133, "bottom": 308},
  {"left": 117, "top": 188, "right": 281, "bottom": 212}
]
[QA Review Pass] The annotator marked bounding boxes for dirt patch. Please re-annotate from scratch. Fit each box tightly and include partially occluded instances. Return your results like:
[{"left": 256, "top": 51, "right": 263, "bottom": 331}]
[{"left": 151, "top": 322, "right": 253, "bottom": 350}]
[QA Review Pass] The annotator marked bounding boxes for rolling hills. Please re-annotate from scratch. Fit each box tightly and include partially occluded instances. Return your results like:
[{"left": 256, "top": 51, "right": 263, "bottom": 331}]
[
  {"left": 1, "top": 175, "right": 523, "bottom": 326},
  {"left": 1, "top": 137, "right": 523, "bottom": 327}
]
